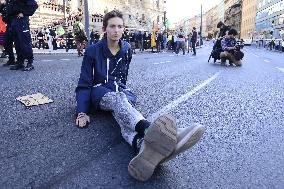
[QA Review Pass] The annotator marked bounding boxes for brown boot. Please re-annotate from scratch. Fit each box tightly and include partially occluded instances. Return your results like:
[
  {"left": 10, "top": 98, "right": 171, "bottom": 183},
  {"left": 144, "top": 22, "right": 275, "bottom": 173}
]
[
  {"left": 128, "top": 114, "right": 177, "bottom": 181},
  {"left": 161, "top": 123, "right": 205, "bottom": 164}
]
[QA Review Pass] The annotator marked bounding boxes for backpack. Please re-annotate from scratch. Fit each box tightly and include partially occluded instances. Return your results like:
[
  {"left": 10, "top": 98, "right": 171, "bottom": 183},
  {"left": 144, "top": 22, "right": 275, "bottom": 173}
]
[{"left": 73, "top": 22, "right": 82, "bottom": 34}]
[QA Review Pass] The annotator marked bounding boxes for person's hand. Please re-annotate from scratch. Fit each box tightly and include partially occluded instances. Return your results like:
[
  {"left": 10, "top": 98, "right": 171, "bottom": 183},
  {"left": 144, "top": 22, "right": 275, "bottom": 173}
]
[
  {"left": 76, "top": 112, "right": 90, "bottom": 128},
  {"left": 17, "top": 13, "right": 24, "bottom": 19}
]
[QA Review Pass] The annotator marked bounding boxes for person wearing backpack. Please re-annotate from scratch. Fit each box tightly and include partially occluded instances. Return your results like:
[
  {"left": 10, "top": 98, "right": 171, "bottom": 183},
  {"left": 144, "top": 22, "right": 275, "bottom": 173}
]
[
  {"left": 73, "top": 17, "right": 87, "bottom": 57},
  {"left": 6, "top": 0, "right": 38, "bottom": 71}
]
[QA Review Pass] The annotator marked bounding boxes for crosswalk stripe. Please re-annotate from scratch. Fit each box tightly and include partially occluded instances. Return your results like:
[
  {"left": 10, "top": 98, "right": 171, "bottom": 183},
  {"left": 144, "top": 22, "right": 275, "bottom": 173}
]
[{"left": 276, "top": 67, "right": 284, "bottom": 73}]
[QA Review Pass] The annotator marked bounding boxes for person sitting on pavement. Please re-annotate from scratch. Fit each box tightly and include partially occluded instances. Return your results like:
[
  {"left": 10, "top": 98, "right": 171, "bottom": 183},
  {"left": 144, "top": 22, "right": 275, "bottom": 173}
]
[
  {"left": 75, "top": 10, "right": 205, "bottom": 182},
  {"left": 220, "top": 28, "right": 243, "bottom": 66}
]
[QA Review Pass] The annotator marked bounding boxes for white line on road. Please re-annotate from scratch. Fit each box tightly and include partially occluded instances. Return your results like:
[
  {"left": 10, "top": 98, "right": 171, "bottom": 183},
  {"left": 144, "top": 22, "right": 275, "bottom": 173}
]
[
  {"left": 60, "top": 59, "right": 71, "bottom": 61},
  {"left": 154, "top": 61, "right": 172, "bottom": 65},
  {"left": 41, "top": 60, "right": 53, "bottom": 62},
  {"left": 264, "top": 60, "right": 270, "bottom": 63},
  {"left": 252, "top": 53, "right": 260, "bottom": 58},
  {"left": 276, "top": 67, "right": 284, "bottom": 73},
  {"left": 148, "top": 71, "right": 221, "bottom": 122}
]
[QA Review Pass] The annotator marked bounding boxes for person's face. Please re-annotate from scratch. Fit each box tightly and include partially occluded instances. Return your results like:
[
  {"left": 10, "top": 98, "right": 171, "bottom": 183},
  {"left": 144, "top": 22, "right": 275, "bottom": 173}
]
[
  {"left": 229, "top": 34, "right": 235, "bottom": 39},
  {"left": 103, "top": 17, "right": 124, "bottom": 41}
]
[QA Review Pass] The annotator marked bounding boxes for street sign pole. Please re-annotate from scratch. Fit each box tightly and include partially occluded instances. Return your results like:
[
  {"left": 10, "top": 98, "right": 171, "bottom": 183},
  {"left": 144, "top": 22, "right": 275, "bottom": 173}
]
[{"left": 84, "top": 0, "right": 90, "bottom": 41}]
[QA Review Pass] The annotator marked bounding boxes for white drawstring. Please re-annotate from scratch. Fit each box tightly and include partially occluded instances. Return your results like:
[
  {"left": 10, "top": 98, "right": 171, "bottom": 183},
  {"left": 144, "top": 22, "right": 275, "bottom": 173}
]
[
  {"left": 111, "top": 58, "right": 122, "bottom": 74},
  {"left": 106, "top": 58, "right": 109, "bottom": 83}
]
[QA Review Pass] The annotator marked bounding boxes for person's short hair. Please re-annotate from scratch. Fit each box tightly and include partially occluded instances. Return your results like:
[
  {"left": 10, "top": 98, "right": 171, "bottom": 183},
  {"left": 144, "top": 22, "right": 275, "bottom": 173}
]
[
  {"left": 217, "top": 21, "right": 224, "bottom": 28},
  {"left": 75, "top": 17, "right": 80, "bottom": 22},
  {"left": 193, "top": 27, "right": 196, "bottom": 30},
  {"left": 103, "top": 10, "right": 124, "bottom": 28},
  {"left": 228, "top": 28, "right": 238, "bottom": 36}
]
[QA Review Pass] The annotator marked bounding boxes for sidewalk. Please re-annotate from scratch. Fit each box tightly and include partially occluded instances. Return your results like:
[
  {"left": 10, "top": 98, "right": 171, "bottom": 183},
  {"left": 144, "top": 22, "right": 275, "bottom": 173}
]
[{"left": 33, "top": 48, "right": 78, "bottom": 54}]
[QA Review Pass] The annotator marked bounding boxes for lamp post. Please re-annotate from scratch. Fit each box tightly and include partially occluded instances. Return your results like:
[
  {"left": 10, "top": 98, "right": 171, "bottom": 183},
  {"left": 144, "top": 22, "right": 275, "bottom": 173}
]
[
  {"left": 200, "top": 4, "right": 203, "bottom": 46},
  {"left": 63, "top": 0, "right": 67, "bottom": 25},
  {"left": 84, "top": 0, "right": 90, "bottom": 41}
]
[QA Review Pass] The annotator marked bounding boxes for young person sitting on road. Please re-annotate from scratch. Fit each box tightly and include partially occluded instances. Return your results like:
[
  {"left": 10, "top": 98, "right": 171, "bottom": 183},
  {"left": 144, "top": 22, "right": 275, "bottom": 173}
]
[{"left": 75, "top": 10, "right": 205, "bottom": 181}]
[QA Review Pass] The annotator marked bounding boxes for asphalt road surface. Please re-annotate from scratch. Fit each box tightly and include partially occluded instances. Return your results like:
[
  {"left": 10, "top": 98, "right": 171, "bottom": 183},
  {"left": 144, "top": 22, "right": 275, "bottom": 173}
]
[{"left": 0, "top": 44, "right": 283, "bottom": 189}]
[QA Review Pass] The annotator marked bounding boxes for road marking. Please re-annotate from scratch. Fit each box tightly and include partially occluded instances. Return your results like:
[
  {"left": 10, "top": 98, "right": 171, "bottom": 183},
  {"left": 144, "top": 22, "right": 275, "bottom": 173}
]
[
  {"left": 264, "top": 60, "right": 270, "bottom": 63},
  {"left": 148, "top": 71, "right": 221, "bottom": 122},
  {"left": 276, "top": 67, "right": 284, "bottom": 73},
  {"left": 154, "top": 61, "right": 172, "bottom": 65},
  {"left": 252, "top": 53, "right": 259, "bottom": 58},
  {"left": 169, "top": 55, "right": 175, "bottom": 57},
  {"left": 41, "top": 60, "right": 53, "bottom": 62},
  {"left": 60, "top": 59, "right": 71, "bottom": 61}
]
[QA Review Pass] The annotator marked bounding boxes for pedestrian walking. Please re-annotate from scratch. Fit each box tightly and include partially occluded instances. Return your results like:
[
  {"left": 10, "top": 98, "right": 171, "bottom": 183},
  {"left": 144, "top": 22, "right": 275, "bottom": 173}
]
[
  {"left": 65, "top": 30, "right": 74, "bottom": 52},
  {"left": 129, "top": 31, "right": 136, "bottom": 54},
  {"left": 37, "top": 29, "right": 44, "bottom": 49},
  {"left": 73, "top": 17, "right": 87, "bottom": 57},
  {"left": 137, "top": 31, "right": 143, "bottom": 51},
  {"left": 150, "top": 31, "right": 156, "bottom": 53},
  {"left": 89, "top": 29, "right": 95, "bottom": 45},
  {"left": 75, "top": 10, "right": 205, "bottom": 182},
  {"left": 191, "top": 27, "right": 197, "bottom": 55},
  {"left": 175, "top": 28, "right": 186, "bottom": 55}
]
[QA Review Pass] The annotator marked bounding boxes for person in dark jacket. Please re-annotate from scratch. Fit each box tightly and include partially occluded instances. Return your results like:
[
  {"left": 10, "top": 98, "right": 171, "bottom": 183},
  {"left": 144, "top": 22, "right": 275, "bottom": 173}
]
[
  {"left": 0, "top": 0, "right": 15, "bottom": 67},
  {"left": 37, "top": 29, "right": 44, "bottom": 49},
  {"left": 93, "top": 30, "right": 100, "bottom": 44},
  {"left": 7, "top": 0, "right": 38, "bottom": 71},
  {"left": 65, "top": 30, "right": 74, "bottom": 52},
  {"left": 191, "top": 27, "right": 197, "bottom": 55},
  {"left": 217, "top": 21, "right": 231, "bottom": 39},
  {"left": 75, "top": 10, "right": 204, "bottom": 182},
  {"left": 89, "top": 29, "right": 95, "bottom": 45}
]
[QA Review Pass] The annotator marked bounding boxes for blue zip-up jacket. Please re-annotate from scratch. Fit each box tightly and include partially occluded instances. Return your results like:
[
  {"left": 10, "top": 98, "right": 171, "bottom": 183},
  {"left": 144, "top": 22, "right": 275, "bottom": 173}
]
[{"left": 75, "top": 37, "right": 136, "bottom": 114}]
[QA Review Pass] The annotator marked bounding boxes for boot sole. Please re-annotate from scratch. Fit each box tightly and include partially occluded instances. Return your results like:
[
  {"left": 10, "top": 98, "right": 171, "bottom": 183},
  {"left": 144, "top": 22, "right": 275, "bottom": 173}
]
[
  {"left": 128, "top": 115, "right": 177, "bottom": 181},
  {"left": 162, "top": 124, "right": 205, "bottom": 163}
]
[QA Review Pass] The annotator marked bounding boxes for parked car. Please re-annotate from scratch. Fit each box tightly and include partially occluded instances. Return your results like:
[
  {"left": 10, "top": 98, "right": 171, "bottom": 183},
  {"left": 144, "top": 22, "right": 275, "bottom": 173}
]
[{"left": 243, "top": 38, "right": 252, "bottom": 46}]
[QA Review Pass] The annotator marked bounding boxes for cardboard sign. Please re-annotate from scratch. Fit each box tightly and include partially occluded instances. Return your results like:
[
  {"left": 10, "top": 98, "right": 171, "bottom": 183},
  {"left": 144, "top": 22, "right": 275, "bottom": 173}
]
[{"left": 16, "top": 93, "right": 53, "bottom": 107}]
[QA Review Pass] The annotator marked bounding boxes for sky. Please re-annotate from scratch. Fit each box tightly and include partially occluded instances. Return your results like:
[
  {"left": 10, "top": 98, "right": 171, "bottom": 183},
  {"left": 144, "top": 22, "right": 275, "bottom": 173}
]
[{"left": 166, "top": 0, "right": 222, "bottom": 23}]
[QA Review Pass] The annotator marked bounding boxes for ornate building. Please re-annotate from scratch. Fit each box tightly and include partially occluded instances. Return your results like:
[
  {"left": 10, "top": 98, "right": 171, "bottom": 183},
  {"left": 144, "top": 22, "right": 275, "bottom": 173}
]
[
  {"left": 205, "top": 5, "right": 219, "bottom": 38},
  {"left": 224, "top": 0, "right": 243, "bottom": 37},
  {"left": 30, "top": 0, "right": 166, "bottom": 32}
]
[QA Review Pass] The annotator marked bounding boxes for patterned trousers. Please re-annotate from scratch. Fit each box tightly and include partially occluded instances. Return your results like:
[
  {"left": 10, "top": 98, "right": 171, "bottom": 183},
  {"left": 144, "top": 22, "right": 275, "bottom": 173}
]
[{"left": 99, "top": 92, "right": 145, "bottom": 146}]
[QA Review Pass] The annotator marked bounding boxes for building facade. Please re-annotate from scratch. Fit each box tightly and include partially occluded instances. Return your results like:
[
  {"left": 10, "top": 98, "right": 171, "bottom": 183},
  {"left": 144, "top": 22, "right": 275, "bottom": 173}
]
[
  {"left": 217, "top": 0, "right": 225, "bottom": 23},
  {"left": 205, "top": 5, "right": 219, "bottom": 38},
  {"left": 30, "top": 0, "right": 166, "bottom": 33},
  {"left": 240, "top": 0, "right": 258, "bottom": 39},
  {"left": 255, "top": 0, "right": 284, "bottom": 39},
  {"left": 224, "top": 0, "right": 243, "bottom": 37}
]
